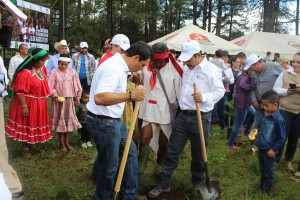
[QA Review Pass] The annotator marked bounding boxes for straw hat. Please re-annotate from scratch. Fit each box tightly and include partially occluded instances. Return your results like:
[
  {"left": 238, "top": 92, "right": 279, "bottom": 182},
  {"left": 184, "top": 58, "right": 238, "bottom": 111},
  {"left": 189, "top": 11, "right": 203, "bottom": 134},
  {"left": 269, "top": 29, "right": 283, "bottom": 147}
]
[{"left": 54, "top": 39, "right": 68, "bottom": 51}]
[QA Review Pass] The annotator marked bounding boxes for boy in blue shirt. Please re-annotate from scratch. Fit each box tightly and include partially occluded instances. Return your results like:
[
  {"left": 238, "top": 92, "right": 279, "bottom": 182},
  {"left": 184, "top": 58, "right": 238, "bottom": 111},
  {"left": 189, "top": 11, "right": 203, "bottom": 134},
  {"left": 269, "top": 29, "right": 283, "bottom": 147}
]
[{"left": 254, "top": 90, "right": 286, "bottom": 195}]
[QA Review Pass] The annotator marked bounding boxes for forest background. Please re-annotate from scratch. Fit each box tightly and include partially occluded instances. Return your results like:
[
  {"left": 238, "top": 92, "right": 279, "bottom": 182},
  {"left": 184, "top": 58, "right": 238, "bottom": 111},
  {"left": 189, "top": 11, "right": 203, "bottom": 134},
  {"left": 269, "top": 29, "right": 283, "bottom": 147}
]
[{"left": 24, "top": 0, "right": 299, "bottom": 56}]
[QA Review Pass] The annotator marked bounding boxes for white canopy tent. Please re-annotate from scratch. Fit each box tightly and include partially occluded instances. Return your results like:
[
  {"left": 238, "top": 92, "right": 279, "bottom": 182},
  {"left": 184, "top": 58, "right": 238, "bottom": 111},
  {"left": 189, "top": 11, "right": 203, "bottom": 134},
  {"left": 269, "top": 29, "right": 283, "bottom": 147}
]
[
  {"left": 0, "top": 0, "right": 27, "bottom": 21},
  {"left": 148, "top": 24, "right": 243, "bottom": 55},
  {"left": 231, "top": 31, "right": 300, "bottom": 60}
]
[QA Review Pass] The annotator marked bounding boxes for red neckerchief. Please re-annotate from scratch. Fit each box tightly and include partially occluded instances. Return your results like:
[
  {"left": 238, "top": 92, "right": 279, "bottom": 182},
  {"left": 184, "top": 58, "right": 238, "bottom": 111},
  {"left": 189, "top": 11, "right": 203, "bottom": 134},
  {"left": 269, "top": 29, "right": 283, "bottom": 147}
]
[
  {"left": 147, "top": 64, "right": 157, "bottom": 90},
  {"left": 98, "top": 50, "right": 113, "bottom": 67}
]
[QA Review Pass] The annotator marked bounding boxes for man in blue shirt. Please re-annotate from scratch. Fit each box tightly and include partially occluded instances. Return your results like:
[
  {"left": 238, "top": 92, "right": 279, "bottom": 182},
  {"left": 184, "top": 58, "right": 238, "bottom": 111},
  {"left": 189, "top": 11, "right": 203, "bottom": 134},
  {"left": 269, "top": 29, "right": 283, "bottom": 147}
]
[
  {"left": 47, "top": 39, "right": 73, "bottom": 77},
  {"left": 72, "top": 42, "right": 95, "bottom": 91}
]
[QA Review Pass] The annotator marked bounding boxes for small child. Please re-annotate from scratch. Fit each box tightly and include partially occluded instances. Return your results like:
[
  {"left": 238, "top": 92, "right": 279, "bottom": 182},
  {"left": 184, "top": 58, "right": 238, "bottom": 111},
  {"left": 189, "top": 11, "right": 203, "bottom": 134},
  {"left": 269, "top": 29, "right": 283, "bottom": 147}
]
[
  {"left": 48, "top": 54, "right": 82, "bottom": 152},
  {"left": 254, "top": 90, "right": 286, "bottom": 195},
  {"left": 77, "top": 90, "right": 92, "bottom": 148}
]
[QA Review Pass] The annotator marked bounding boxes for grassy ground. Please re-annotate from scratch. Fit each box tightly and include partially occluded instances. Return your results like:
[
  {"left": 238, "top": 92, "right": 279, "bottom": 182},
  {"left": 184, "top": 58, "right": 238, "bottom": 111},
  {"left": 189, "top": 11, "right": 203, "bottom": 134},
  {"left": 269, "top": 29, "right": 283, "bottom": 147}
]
[{"left": 4, "top": 97, "right": 300, "bottom": 200}]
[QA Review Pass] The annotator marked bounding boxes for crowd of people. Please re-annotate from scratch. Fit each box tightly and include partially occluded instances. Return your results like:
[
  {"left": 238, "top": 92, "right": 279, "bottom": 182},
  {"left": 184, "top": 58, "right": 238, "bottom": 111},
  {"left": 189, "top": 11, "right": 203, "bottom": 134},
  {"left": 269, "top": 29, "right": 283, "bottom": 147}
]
[{"left": 0, "top": 34, "right": 299, "bottom": 200}]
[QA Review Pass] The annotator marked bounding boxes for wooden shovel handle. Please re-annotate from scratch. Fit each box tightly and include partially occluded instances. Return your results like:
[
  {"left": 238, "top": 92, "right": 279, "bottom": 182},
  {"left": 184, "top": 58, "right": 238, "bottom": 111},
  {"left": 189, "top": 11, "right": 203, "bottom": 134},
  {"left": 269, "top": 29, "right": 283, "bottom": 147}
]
[
  {"left": 193, "top": 83, "right": 208, "bottom": 162},
  {"left": 114, "top": 101, "right": 141, "bottom": 193}
]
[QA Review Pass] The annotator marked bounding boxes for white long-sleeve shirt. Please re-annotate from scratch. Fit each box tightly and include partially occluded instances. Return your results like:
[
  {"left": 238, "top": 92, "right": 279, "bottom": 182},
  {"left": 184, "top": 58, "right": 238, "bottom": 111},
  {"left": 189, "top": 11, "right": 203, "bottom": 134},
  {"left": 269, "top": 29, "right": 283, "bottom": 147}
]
[
  {"left": 273, "top": 68, "right": 297, "bottom": 96},
  {"left": 180, "top": 57, "right": 225, "bottom": 112}
]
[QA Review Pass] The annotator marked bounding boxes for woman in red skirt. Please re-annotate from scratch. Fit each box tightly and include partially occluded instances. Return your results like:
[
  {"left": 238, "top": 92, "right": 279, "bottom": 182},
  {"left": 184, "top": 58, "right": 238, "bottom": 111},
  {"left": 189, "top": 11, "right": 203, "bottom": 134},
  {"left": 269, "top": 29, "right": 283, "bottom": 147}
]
[{"left": 5, "top": 48, "right": 52, "bottom": 158}]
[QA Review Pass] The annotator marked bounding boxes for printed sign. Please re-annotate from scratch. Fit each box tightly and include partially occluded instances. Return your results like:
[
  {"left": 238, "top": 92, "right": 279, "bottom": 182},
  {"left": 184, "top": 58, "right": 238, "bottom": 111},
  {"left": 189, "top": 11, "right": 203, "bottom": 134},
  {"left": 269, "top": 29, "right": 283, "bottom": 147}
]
[{"left": 9, "top": 0, "right": 50, "bottom": 50}]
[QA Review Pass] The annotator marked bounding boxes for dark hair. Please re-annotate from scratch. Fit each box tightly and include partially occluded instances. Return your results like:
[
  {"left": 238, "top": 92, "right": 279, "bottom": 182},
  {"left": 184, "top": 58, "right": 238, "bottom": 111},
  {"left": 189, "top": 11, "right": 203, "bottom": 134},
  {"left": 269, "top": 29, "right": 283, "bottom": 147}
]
[
  {"left": 215, "top": 50, "right": 223, "bottom": 58},
  {"left": 152, "top": 42, "right": 168, "bottom": 54},
  {"left": 230, "top": 55, "right": 238, "bottom": 65},
  {"left": 13, "top": 48, "right": 48, "bottom": 81},
  {"left": 261, "top": 90, "right": 279, "bottom": 104},
  {"left": 274, "top": 53, "right": 280, "bottom": 58},
  {"left": 170, "top": 49, "right": 176, "bottom": 54},
  {"left": 267, "top": 51, "right": 271, "bottom": 56},
  {"left": 237, "top": 52, "right": 246, "bottom": 58},
  {"left": 125, "top": 41, "right": 153, "bottom": 61},
  {"left": 18, "top": 44, "right": 27, "bottom": 52},
  {"left": 82, "top": 90, "right": 90, "bottom": 96},
  {"left": 222, "top": 50, "right": 229, "bottom": 57}
]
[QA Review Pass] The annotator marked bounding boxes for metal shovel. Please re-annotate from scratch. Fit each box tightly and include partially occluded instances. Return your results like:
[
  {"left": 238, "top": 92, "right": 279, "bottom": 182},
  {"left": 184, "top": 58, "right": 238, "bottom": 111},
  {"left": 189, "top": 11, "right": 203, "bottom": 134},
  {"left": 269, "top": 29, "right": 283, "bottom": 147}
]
[
  {"left": 112, "top": 101, "right": 141, "bottom": 200},
  {"left": 193, "top": 83, "right": 220, "bottom": 200}
]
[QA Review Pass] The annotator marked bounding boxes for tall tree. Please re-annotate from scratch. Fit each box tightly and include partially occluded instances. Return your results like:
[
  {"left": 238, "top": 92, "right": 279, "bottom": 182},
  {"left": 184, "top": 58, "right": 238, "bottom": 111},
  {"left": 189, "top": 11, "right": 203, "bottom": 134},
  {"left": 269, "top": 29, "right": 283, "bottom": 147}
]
[
  {"left": 296, "top": 0, "right": 299, "bottom": 35},
  {"left": 216, "top": 0, "right": 222, "bottom": 36},
  {"left": 263, "top": 0, "right": 280, "bottom": 32}
]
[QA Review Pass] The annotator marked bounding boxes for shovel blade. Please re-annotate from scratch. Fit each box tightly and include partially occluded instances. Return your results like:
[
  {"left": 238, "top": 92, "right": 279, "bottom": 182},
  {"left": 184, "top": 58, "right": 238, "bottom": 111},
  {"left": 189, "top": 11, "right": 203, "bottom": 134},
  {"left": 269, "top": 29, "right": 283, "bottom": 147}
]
[{"left": 197, "top": 180, "right": 220, "bottom": 200}]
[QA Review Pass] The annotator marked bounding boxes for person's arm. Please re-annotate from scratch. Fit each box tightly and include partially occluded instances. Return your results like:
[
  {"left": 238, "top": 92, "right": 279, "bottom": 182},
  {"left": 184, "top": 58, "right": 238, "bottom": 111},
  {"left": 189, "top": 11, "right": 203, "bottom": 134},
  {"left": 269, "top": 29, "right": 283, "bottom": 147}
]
[
  {"left": 16, "top": 93, "right": 29, "bottom": 118},
  {"left": 90, "top": 55, "right": 96, "bottom": 77},
  {"left": 46, "top": 57, "right": 53, "bottom": 77},
  {"left": 273, "top": 72, "right": 290, "bottom": 96},
  {"left": 239, "top": 75, "right": 255, "bottom": 91},
  {"left": 94, "top": 85, "right": 146, "bottom": 106},
  {"left": 8, "top": 58, "right": 15, "bottom": 80},
  {"left": 271, "top": 119, "right": 286, "bottom": 154}
]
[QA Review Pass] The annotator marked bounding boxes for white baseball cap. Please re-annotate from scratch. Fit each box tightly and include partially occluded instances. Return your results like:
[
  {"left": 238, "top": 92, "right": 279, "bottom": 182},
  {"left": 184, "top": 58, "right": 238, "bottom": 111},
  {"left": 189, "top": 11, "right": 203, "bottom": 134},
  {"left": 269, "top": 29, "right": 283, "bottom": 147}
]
[
  {"left": 178, "top": 40, "right": 201, "bottom": 61},
  {"left": 80, "top": 42, "right": 88, "bottom": 48},
  {"left": 244, "top": 54, "right": 260, "bottom": 70},
  {"left": 111, "top": 34, "right": 130, "bottom": 51}
]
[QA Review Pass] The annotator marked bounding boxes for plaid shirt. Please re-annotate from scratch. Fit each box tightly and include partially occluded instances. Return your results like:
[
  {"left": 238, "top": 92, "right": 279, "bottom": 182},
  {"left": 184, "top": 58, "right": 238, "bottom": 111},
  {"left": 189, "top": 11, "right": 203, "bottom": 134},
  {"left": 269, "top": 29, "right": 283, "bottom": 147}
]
[{"left": 72, "top": 52, "right": 96, "bottom": 85}]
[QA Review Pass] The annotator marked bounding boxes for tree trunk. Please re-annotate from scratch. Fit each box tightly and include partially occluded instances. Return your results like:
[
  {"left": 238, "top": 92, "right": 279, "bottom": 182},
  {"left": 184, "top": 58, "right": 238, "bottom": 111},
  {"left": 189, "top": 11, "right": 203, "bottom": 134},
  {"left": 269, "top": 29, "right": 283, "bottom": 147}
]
[
  {"left": 106, "top": 0, "right": 112, "bottom": 38},
  {"left": 296, "top": 0, "right": 299, "bottom": 35},
  {"left": 263, "top": 0, "right": 280, "bottom": 32},
  {"left": 202, "top": 0, "right": 208, "bottom": 30},
  {"left": 208, "top": 0, "right": 212, "bottom": 32},
  {"left": 216, "top": 0, "right": 222, "bottom": 36},
  {"left": 58, "top": 0, "right": 67, "bottom": 40},
  {"left": 228, "top": 0, "right": 234, "bottom": 40},
  {"left": 149, "top": 0, "right": 158, "bottom": 41},
  {"left": 168, "top": 0, "right": 173, "bottom": 33},
  {"left": 77, "top": 0, "right": 81, "bottom": 25},
  {"left": 193, "top": 0, "right": 198, "bottom": 25}
]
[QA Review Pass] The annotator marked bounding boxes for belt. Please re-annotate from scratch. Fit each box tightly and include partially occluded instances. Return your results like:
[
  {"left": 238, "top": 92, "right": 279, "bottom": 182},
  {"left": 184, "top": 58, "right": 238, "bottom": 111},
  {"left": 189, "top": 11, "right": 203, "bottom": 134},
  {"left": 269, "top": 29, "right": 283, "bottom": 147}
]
[
  {"left": 180, "top": 110, "right": 197, "bottom": 115},
  {"left": 87, "top": 111, "right": 117, "bottom": 119},
  {"left": 180, "top": 110, "right": 209, "bottom": 115}
]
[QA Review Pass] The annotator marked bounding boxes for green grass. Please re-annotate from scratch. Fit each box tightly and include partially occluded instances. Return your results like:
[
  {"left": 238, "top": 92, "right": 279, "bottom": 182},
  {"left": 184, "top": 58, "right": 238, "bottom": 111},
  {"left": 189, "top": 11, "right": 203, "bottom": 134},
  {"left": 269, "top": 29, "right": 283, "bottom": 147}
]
[{"left": 4, "top": 97, "right": 300, "bottom": 199}]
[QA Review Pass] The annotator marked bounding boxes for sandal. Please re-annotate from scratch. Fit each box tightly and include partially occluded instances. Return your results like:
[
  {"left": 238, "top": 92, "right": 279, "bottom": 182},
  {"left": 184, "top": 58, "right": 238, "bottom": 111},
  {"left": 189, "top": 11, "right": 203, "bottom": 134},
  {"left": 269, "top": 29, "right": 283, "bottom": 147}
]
[{"left": 22, "top": 147, "right": 31, "bottom": 159}]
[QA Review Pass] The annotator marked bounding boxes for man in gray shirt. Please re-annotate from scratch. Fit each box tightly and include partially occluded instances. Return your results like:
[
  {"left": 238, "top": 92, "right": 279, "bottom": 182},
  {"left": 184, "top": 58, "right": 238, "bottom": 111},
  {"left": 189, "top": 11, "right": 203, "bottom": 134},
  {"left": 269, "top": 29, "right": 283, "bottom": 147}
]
[{"left": 245, "top": 54, "right": 282, "bottom": 130}]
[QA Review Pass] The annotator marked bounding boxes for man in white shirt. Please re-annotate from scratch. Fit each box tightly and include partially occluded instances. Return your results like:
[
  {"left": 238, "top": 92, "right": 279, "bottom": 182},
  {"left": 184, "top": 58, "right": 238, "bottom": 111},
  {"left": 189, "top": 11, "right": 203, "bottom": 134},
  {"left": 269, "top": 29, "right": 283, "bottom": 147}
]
[
  {"left": 86, "top": 41, "right": 152, "bottom": 200},
  {"left": 8, "top": 44, "right": 28, "bottom": 80},
  {"left": 148, "top": 40, "right": 225, "bottom": 198}
]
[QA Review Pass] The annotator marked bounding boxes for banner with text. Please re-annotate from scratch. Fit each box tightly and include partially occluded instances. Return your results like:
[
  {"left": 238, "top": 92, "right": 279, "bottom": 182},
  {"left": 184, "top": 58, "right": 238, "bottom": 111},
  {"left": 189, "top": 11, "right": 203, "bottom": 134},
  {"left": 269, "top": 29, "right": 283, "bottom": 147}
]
[{"left": 10, "top": 0, "right": 50, "bottom": 50}]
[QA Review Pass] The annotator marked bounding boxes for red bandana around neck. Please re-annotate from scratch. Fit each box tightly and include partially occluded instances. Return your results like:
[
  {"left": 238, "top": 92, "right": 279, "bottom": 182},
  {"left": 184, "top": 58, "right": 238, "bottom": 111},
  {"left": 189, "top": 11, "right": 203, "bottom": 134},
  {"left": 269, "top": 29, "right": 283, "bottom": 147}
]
[{"left": 98, "top": 50, "right": 113, "bottom": 67}]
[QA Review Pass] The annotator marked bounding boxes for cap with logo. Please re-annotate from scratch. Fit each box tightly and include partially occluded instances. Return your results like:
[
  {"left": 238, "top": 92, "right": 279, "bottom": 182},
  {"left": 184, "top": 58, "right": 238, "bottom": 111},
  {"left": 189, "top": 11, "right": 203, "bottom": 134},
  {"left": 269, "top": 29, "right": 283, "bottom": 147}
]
[
  {"left": 244, "top": 54, "right": 260, "bottom": 70},
  {"left": 80, "top": 42, "right": 88, "bottom": 49},
  {"left": 111, "top": 34, "right": 130, "bottom": 51},
  {"left": 178, "top": 40, "right": 201, "bottom": 62}
]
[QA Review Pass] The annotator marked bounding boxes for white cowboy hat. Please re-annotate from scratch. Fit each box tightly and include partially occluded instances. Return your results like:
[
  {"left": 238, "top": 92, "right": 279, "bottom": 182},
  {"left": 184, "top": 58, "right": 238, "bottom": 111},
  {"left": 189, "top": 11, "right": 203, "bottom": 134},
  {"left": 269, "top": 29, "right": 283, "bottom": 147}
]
[{"left": 54, "top": 39, "right": 68, "bottom": 51}]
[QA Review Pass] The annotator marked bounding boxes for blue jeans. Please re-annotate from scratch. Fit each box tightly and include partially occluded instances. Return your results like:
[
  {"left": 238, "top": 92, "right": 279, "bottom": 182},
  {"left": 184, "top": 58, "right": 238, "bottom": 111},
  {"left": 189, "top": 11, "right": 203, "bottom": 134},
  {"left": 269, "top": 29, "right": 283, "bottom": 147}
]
[
  {"left": 216, "top": 93, "right": 227, "bottom": 129},
  {"left": 276, "top": 110, "right": 300, "bottom": 163},
  {"left": 228, "top": 106, "right": 255, "bottom": 146},
  {"left": 157, "top": 111, "right": 211, "bottom": 189},
  {"left": 86, "top": 116, "right": 138, "bottom": 200},
  {"left": 92, "top": 154, "right": 99, "bottom": 176},
  {"left": 258, "top": 150, "right": 275, "bottom": 192}
]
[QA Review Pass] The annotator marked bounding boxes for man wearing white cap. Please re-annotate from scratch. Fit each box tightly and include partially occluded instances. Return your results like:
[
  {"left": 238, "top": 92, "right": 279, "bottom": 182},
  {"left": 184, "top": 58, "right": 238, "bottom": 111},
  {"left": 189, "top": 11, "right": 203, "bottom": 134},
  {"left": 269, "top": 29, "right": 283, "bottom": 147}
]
[
  {"left": 148, "top": 40, "right": 225, "bottom": 198},
  {"left": 72, "top": 41, "right": 95, "bottom": 91},
  {"left": 47, "top": 39, "right": 73, "bottom": 77},
  {"left": 98, "top": 34, "right": 130, "bottom": 66},
  {"left": 245, "top": 54, "right": 282, "bottom": 130}
]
